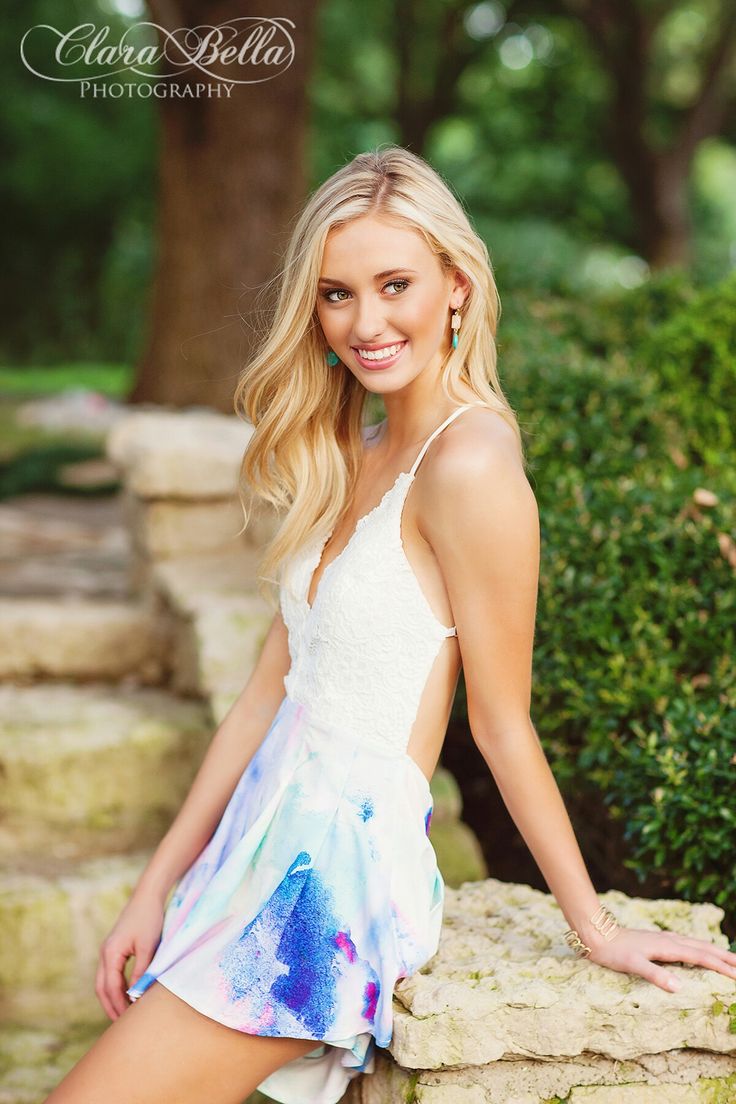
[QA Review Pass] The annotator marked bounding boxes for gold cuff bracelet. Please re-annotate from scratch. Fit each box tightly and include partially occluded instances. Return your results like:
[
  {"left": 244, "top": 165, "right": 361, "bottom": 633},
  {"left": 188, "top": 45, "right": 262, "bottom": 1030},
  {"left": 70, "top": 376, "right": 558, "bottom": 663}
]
[{"left": 563, "top": 903, "right": 620, "bottom": 958}]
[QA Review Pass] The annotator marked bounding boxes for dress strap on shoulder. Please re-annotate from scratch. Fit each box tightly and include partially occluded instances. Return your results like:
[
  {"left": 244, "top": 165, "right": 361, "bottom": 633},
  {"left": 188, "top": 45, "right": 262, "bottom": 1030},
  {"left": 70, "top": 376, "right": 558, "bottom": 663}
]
[{"left": 408, "top": 403, "right": 481, "bottom": 478}]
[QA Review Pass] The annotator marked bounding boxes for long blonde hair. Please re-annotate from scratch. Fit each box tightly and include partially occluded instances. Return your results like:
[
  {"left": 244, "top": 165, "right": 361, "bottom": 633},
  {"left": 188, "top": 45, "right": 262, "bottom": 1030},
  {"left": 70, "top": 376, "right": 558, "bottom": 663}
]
[{"left": 234, "top": 144, "right": 523, "bottom": 608}]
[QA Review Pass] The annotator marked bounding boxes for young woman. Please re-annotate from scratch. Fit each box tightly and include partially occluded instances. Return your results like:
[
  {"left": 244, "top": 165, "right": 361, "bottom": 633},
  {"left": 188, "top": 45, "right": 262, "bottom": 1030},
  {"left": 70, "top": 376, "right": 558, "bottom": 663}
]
[{"left": 45, "top": 147, "right": 736, "bottom": 1104}]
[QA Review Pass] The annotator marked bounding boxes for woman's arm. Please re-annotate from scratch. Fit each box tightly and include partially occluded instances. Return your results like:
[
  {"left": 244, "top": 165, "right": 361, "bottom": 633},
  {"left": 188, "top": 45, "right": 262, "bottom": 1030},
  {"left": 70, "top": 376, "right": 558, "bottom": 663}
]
[
  {"left": 419, "top": 410, "right": 736, "bottom": 992},
  {"left": 130, "top": 608, "right": 291, "bottom": 905}
]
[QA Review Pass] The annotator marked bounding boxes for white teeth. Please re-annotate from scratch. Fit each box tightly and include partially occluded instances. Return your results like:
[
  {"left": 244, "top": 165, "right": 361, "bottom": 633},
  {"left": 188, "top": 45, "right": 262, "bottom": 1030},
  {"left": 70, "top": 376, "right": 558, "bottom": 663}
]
[{"left": 357, "top": 342, "right": 404, "bottom": 361}]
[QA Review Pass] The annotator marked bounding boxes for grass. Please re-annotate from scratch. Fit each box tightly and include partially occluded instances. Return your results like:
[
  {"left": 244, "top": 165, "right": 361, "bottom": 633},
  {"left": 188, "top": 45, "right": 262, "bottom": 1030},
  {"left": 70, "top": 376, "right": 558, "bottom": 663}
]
[
  {"left": 0, "top": 363, "right": 133, "bottom": 496},
  {"left": 0, "top": 363, "right": 133, "bottom": 398}
]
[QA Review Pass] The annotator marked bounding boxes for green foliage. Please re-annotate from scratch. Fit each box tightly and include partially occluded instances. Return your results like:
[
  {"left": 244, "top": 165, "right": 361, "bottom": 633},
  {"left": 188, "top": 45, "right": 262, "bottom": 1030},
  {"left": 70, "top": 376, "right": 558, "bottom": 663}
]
[
  {"left": 485, "top": 273, "right": 736, "bottom": 921},
  {"left": 0, "top": 0, "right": 155, "bottom": 363},
  {"left": 0, "top": 363, "right": 132, "bottom": 398},
  {"left": 531, "top": 466, "right": 736, "bottom": 913},
  {"left": 0, "top": 442, "right": 116, "bottom": 499},
  {"left": 503, "top": 328, "right": 674, "bottom": 483},
  {"left": 5, "top": 0, "right": 736, "bottom": 366},
  {"left": 637, "top": 272, "right": 736, "bottom": 466},
  {"left": 526, "top": 269, "right": 698, "bottom": 359}
]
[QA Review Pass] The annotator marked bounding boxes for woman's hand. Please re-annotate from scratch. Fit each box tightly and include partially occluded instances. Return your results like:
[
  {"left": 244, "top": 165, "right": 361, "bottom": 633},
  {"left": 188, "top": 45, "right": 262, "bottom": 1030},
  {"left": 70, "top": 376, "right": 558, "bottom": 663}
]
[
  {"left": 585, "top": 926, "right": 736, "bottom": 992},
  {"left": 95, "top": 891, "right": 166, "bottom": 1020}
]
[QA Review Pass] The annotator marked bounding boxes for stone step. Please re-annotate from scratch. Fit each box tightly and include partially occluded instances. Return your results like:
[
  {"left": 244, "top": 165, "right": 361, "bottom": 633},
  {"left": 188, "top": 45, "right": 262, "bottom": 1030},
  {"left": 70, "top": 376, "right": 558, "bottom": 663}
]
[
  {"left": 430, "top": 817, "right": 488, "bottom": 887},
  {"left": 426, "top": 767, "right": 488, "bottom": 887},
  {"left": 0, "top": 1021, "right": 106, "bottom": 1104},
  {"left": 373, "top": 878, "right": 736, "bottom": 1099},
  {"left": 124, "top": 490, "right": 266, "bottom": 560},
  {"left": 0, "top": 597, "right": 171, "bottom": 683},
  {"left": 0, "top": 851, "right": 155, "bottom": 1025},
  {"left": 0, "top": 683, "right": 212, "bottom": 859},
  {"left": 0, "top": 1021, "right": 269, "bottom": 1103},
  {"left": 342, "top": 1045, "right": 736, "bottom": 1103},
  {"left": 0, "top": 492, "right": 131, "bottom": 599},
  {"left": 145, "top": 550, "right": 274, "bottom": 722},
  {"left": 106, "top": 409, "right": 253, "bottom": 500}
]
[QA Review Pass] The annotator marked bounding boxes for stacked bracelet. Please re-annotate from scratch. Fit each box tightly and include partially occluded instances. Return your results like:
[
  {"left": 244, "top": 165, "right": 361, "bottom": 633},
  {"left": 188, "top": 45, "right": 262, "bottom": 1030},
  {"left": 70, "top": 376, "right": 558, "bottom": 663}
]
[{"left": 563, "top": 903, "right": 620, "bottom": 958}]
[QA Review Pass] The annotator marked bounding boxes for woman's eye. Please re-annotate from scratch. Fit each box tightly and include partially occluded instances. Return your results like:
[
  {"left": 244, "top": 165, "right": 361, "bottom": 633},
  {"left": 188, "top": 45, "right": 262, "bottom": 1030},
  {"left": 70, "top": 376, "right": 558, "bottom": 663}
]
[{"left": 321, "top": 278, "right": 410, "bottom": 303}]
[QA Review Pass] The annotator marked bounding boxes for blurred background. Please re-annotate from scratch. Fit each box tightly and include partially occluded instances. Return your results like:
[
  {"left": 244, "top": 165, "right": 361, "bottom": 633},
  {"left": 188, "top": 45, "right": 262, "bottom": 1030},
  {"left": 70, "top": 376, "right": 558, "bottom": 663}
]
[{"left": 1, "top": 1, "right": 735, "bottom": 1097}]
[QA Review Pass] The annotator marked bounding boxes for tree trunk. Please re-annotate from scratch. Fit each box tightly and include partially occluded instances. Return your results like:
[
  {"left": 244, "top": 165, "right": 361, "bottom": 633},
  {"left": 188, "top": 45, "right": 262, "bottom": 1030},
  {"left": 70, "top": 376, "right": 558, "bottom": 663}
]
[
  {"left": 129, "top": 0, "right": 318, "bottom": 411},
  {"left": 563, "top": 0, "right": 736, "bottom": 270},
  {"left": 505, "top": 0, "right": 736, "bottom": 269}
]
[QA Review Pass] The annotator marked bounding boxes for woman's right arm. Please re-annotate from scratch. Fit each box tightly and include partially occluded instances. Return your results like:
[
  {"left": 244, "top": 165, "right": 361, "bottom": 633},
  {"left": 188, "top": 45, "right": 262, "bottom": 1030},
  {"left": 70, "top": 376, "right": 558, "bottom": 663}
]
[{"left": 130, "top": 608, "right": 292, "bottom": 906}]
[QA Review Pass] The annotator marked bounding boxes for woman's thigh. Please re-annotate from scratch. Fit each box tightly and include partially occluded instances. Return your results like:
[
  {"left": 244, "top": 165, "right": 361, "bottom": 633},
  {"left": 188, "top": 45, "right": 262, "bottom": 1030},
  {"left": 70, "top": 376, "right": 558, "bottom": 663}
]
[{"left": 43, "top": 981, "right": 323, "bottom": 1104}]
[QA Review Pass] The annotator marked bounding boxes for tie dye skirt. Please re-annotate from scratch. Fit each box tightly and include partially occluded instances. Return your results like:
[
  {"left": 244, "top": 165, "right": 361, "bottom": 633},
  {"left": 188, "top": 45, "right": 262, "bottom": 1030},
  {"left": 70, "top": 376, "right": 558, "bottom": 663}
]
[{"left": 125, "top": 692, "right": 444, "bottom": 1104}]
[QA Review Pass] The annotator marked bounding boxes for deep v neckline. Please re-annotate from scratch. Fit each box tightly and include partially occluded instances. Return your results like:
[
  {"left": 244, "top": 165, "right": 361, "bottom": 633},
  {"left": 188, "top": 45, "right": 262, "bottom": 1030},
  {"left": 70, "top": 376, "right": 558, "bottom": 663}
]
[
  {"left": 304, "top": 468, "right": 412, "bottom": 614},
  {"left": 302, "top": 403, "right": 480, "bottom": 615}
]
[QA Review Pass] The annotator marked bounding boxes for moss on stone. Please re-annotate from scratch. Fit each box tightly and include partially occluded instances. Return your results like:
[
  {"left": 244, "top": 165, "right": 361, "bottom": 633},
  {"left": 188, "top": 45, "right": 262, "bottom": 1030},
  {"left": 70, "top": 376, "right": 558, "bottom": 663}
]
[
  {"left": 698, "top": 1072, "right": 736, "bottom": 1103},
  {"left": 650, "top": 899, "right": 711, "bottom": 932},
  {"left": 404, "top": 1070, "right": 419, "bottom": 1103}
]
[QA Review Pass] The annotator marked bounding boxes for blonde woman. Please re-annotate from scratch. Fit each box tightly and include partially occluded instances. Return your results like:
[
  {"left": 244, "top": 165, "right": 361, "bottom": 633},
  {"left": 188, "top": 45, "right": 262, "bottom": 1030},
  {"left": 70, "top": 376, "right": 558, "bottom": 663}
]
[{"left": 45, "top": 147, "right": 736, "bottom": 1104}]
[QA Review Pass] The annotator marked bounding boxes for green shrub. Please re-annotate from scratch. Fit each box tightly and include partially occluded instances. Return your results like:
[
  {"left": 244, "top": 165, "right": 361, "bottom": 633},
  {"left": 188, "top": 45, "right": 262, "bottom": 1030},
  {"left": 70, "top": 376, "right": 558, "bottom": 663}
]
[
  {"left": 502, "top": 271, "right": 697, "bottom": 362},
  {"left": 531, "top": 465, "right": 736, "bottom": 915},
  {"left": 460, "top": 275, "right": 735, "bottom": 916},
  {"left": 500, "top": 319, "right": 676, "bottom": 482},
  {"left": 636, "top": 271, "right": 736, "bottom": 467}
]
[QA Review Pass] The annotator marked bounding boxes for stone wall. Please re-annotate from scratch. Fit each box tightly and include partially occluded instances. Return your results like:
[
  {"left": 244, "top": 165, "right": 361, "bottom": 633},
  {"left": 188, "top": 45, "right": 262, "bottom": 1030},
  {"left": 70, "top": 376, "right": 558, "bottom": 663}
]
[
  {"left": 2, "top": 407, "right": 734, "bottom": 1103},
  {"left": 0, "top": 407, "right": 487, "bottom": 1103},
  {"left": 345, "top": 880, "right": 736, "bottom": 1102}
]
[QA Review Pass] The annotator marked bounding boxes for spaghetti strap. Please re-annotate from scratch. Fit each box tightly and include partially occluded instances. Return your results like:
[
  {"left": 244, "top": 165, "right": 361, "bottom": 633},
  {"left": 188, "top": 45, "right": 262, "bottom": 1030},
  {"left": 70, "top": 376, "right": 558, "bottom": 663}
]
[{"left": 408, "top": 403, "right": 483, "bottom": 478}]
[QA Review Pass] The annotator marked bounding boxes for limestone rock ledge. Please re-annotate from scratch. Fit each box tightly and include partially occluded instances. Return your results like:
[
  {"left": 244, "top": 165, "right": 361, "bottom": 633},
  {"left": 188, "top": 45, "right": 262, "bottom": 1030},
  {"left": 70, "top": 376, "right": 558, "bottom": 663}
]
[
  {"left": 346, "top": 1048, "right": 736, "bottom": 1103},
  {"left": 344, "top": 877, "right": 736, "bottom": 1102},
  {"left": 106, "top": 409, "right": 252, "bottom": 500}
]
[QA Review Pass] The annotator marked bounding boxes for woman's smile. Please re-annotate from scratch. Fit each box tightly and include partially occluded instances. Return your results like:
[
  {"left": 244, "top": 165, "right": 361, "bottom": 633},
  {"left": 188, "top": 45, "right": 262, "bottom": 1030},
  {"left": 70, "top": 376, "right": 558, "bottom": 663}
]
[{"left": 351, "top": 339, "right": 409, "bottom": 370}]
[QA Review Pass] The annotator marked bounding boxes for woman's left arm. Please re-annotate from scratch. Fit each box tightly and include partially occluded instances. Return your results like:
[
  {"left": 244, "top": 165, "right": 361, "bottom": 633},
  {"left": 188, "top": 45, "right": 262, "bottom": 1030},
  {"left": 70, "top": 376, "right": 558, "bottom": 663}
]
[{"left": 420, "top": 414, "right": 736, "bottom": 994}]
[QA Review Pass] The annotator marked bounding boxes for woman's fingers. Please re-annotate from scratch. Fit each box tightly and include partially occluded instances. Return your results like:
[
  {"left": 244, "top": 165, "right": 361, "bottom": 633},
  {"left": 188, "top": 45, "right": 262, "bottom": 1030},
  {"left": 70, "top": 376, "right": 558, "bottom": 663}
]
[
  {"left": 586, "top": 928, "right": 736, "bottom": 993},
  {"left": 647, "top": 933, "right": 736, "bottom": 981},
  {"left": 94, "top": 954, "right": 115, "bottom": 1020},
  {"left": 128, "top": 940, "right": 156, "bottom": 988},
  {"left": 108, "top": 944, "right": 132, "bottom": 1017},
  {"left": 607, "top": 930, "right": 736, "bottom": 991},
  {"left": 630, "top": 955, "right": 682, "bottom": 993},
  {"left": 670, "top": 936, "right": 736, "bottom": 968},
  {"left": 96, "top": 938, "right": 131, "bottom": 1020}
]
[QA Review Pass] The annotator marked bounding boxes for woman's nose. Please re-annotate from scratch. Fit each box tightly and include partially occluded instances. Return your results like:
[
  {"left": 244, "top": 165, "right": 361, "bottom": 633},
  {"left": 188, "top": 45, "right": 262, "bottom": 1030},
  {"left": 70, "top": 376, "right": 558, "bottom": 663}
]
[{"left": 353, "top": 304, "right": 387, "bottom": 343}]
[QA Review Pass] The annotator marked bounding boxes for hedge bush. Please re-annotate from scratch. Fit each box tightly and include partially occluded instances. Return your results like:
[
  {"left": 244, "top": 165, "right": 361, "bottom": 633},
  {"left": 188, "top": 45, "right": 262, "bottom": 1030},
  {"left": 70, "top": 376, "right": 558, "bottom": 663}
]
[
  {"left": 460, "top": 274, "right": 736, "bottom": 920},
  {"left": 636, "top": 271, "right": 736, "bottom": 467},
  {"left": 531, "top": 465, "right": 736, "bottom": 915},
  {"left": 512, "top": 269, "right": 698, "bottom": 361},
  {"left": 502, "top": 334, "right": 675, "bottom": 483}
]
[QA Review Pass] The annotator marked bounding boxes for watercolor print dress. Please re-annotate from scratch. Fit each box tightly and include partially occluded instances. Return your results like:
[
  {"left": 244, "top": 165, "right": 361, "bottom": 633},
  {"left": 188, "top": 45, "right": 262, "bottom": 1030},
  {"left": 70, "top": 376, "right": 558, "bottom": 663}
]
[{"left": 126, "top": 404, "right": 480, "bottom": 1104}]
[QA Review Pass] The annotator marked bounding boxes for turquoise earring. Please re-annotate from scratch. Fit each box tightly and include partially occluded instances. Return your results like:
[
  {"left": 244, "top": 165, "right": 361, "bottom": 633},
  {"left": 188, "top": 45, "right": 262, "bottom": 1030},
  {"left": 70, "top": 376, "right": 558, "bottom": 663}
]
[
  {"left": 326, "top": 348, "right": 339, "bottom": 366},
  {"left": 451, "top": 309, "right": 462, "bottom": 349}
]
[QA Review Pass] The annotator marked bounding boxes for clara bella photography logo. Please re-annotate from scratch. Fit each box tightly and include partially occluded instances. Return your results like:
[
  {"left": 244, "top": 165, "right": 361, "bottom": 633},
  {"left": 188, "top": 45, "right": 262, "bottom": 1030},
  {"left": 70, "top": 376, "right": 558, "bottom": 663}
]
[{"left": 19, "top": 17, "right": 296, "bottom": 98}]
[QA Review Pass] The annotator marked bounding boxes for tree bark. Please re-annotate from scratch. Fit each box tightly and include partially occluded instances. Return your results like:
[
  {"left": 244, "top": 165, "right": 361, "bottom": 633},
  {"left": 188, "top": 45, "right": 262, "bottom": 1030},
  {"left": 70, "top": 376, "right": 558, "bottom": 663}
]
[
  {"left": 129, "top": 0, "right": 318, "bottom": 411},
  {"left": 554, "top": 0, "right": 736, "bottom": 268}
]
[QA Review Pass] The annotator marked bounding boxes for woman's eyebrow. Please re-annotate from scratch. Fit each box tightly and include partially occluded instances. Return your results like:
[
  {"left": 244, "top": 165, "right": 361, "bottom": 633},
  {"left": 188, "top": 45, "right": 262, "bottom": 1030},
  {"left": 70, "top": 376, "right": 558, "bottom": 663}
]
[{"left": 317, "top": 268, "right": 419, "bottom": 285}]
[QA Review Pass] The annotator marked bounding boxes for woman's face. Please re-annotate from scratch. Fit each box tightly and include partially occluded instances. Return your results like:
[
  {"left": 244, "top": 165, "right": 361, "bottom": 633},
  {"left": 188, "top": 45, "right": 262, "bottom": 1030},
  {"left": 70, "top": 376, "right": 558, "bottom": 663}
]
[{"left": 315, "top": 215, "right": 466, "bottom": 396}]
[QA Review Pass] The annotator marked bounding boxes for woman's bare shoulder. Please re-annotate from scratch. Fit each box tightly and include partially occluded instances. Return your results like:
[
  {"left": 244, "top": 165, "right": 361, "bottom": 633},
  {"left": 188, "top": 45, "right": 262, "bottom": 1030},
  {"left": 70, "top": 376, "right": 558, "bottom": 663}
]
[
  {"left": 411, "top": 405, "right": 533, "bottom": 551},
  {"left": 432, "top": 404, "right": 525, "bottom": 482}
]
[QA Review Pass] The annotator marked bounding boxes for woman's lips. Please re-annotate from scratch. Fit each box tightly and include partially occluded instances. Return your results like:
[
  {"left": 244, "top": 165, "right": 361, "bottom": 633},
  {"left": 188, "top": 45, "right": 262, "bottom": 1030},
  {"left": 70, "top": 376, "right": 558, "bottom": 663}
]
[{"left": 352, "top": 341, "right": 408, "bottom": 371}]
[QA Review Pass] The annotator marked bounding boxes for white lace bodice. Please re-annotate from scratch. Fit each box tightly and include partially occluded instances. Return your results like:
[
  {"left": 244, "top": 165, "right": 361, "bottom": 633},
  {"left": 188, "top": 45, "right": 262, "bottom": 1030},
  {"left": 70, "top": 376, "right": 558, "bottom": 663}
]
[{"left": 279, "top": 404, "right": 482, "bottom": 754}]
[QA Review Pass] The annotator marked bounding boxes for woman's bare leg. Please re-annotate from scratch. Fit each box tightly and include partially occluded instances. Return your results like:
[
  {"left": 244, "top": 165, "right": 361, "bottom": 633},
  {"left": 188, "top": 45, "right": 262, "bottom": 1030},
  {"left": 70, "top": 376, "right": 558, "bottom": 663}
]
[{"left": 43, "top": 981, "right": 324, "bottom": 1104}]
